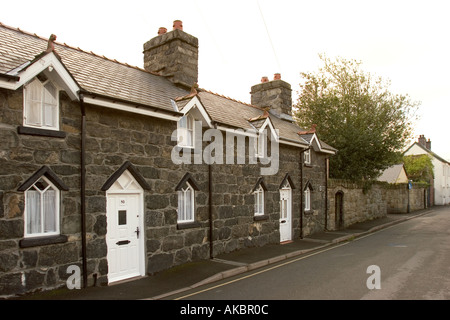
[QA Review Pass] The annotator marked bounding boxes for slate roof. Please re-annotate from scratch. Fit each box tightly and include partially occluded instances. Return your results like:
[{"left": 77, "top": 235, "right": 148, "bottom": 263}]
[
  {"left": 377, "top": 164, "right": 408, "bottom": 184},
  {"left": 0, "top": 23, "right": 188, "bottom": 112},
  {"left": 0, "top": 22, "right": 336, "bottom": 152}
]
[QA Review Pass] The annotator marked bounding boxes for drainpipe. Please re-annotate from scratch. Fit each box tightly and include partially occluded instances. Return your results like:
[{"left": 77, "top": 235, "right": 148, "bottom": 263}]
[
  {"left": 299, "top": 147, "right": 310, "bottom": 239},
  {"left": 324, "top": 157, "right": 328, "bottom": 231},
  {"left": 208, "top": 163, "right": 213, "bottom": 259},
  {"left": 79, "top": 93, "right": 87, "bottom": 288}
]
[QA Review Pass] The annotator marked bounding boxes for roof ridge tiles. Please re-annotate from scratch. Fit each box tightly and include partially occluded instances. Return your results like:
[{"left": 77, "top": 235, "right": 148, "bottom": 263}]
[
  {"left": 198, "top": 88, "right": 264, "bottom": 111},
  {"left": 0, "top": 21, "right": 162, "bottom": 78}
]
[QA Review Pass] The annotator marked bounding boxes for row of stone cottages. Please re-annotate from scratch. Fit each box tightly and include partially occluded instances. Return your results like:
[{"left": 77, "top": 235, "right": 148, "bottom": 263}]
[{"left": 0, "top": 21, "right": 338, "bottom": 297}]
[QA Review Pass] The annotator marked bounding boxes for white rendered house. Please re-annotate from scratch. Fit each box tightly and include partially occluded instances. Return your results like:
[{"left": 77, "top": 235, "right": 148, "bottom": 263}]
[{"left": 404, "top": 135, "right": 450, "bottom": 205}]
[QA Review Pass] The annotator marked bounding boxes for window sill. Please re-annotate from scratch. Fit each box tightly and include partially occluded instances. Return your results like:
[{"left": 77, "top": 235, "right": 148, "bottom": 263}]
[
  {"left": 18, "top": 126, "right": 66, "bottom": 138},
  {"left": 177, "top": 221, "right": 201, "bottom": 230},
  {"left": 253, "top": 214, "right": 269, "bottom": 221},
  {"left": 19, "top": 234, "right": 68, "bottom": 248}
]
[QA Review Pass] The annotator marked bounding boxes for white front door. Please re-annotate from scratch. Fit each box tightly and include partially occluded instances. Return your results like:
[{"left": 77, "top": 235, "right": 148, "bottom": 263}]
[
  {"left": 106, "top": 193, "right": 144, "bottom": 283},
  {"left": 280, "top": 188, "right": 292, "bottom": 242}
]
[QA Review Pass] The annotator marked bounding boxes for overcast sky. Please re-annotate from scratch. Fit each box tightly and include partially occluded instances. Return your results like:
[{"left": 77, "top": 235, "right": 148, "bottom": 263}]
[{"left": 2, "top": 0, "right": 449, "bottom": 160}]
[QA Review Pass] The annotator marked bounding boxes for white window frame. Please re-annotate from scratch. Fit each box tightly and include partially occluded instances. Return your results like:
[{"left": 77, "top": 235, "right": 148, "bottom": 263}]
[
  {"left": 23, "top": 77, "right": 60, "bottom": 130},
  {"left": 178, "top": 182, "right": 195, "bottom": 223},
  {"left": 254, "top": 185, "right": 265, "bottom": 216},
  {"left": 178, "top": 114, "right": 195, "bottom": 148},
  {"left": 304, "top": 149, "right": 311, "bottom": 165},
  {"left": 24, "top": 176, "right": 60, "bottom": 238},
  {"left": 304, "top": 187, "right": 311, "bottom": 211}
]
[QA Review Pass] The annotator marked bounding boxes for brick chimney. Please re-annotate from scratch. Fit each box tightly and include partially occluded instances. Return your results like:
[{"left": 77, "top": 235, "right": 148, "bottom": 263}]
[
  {"left": 143, "top": 20, "right": 198, "bottom": 90},
  {"left": 426, "top": 138, "right": 431, "bottom": 150},
  {"left": 250, "top": 73, "right": 293, "bottom": 120}
]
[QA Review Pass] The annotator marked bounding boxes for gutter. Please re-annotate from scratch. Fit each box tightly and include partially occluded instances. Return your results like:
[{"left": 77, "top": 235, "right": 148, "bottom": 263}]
[{"left": 79, "top": 92, "right": 88, "bottom": 288}]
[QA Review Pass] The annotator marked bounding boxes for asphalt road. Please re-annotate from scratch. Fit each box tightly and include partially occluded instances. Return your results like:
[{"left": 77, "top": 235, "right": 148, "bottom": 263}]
[{"left": 166, "top": 206, "right": 450, "bottom": 300}]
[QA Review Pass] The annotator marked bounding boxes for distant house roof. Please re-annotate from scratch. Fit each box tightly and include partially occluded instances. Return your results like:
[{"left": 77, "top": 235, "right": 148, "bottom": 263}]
[
  {"left": 404, "top": 142, "right": 450, "bottom": 165},
  {"left": 0, "top": 22, "right": 336, "bottom": 152},
  {"left": 377, "top": 164, "right": 409, "bottom": 184}
]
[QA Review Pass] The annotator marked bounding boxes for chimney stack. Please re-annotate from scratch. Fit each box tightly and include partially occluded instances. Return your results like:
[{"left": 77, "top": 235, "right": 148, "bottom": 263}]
[
  {"left": 250, "top": 73, "right": 293, "bottom": 120},
  {"left": 418, "top": 135, "right": 427, "bottom": 148},
  {"left": 143, "top": 20, "right": 198, "bottom": 90},
  {"left": 426, "top": 138, "right": 431, "bottom": 150}
]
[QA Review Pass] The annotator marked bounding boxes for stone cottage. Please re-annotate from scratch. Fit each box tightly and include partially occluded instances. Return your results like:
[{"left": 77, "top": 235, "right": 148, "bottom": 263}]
[{"left": 0, "top": 20, "right": 336, "bottom": 297}]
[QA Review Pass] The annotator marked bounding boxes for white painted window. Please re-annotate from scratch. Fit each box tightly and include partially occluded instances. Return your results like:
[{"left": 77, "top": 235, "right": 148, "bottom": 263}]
[
  {"left": 304, "top": 149, "right": 311, "bottom": 165},
  {"left": 23, "top": 77, "right": 59, "bottom": 130},
  {"left": 24, "top": 176, "right": 60, "bottom": 237},
  {"left": 178, "top": 182, "right": 195, "bottom": 222},
  {"left": 178, "top": 114, "right": 194, "bottom": 147},
  {"left": 254, "top": 185, "right": 265, "bottom": 216},
  {"left": 304, "top": 187, "right": 311, "bottom": 211}
]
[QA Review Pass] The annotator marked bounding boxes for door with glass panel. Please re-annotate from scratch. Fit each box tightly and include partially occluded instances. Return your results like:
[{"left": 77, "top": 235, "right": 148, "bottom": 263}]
[{"left": 280, "top": 187, "right": 292, "bottom": 242}]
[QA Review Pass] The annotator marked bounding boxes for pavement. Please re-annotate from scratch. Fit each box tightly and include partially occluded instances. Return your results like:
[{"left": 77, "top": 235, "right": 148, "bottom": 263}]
[{"left": 10, "top": 208, "right": 433, "bottom": 300}]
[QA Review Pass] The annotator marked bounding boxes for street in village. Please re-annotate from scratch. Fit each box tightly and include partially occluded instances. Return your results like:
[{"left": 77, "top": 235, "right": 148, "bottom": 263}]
[{"left": 165, "top": 206, "right": 450, "bottom": 300}]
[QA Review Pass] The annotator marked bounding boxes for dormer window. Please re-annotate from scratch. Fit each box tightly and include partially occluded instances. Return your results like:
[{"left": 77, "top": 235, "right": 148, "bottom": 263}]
[
  {"left": 23, "top": 77, "right": 59, "bottom": 130},
  {"left": 178, "top": 114, "right": 194, "bottom": 148},
  {"left": 304, "top": 149, "right": 311, "bottom": 165}
]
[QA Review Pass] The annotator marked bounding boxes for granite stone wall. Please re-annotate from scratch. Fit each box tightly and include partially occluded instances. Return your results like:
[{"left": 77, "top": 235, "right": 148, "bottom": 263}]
[
  {"left": 327, "top": 180, "right": 427, "bottom": 230},
  {"left": 0, "top": 89, "right": 82, "bottom": 296}
]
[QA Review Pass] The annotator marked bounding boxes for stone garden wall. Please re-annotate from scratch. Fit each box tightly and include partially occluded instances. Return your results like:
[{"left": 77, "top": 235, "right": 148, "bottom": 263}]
[{"left": 327, "top": 179, "right": 427, "bottom": 230}]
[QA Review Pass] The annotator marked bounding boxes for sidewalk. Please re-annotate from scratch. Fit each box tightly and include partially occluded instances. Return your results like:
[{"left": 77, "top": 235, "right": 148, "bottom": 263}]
[{"left": 11, "top": 209, "right": 433, "bottom": 300}]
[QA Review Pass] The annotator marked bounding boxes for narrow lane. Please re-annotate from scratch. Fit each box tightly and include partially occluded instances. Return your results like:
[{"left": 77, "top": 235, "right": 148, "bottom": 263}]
[{"left": 166, "top": 207, "right": 450, "bottom": 300}]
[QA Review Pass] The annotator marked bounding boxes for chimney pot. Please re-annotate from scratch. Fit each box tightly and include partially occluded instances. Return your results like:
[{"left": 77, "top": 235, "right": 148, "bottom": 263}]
[
  {"left": 173, "top": 20, "right": 183, "bottom": 31},
  {"left": 274, "top": 73, "right": 281, "bottom": 80},
  {"left": 261, "top": 76, "right": 269, "bottom": 83},
  {"left": 158, "top": 27, "right": 167, "bottom": 35}
]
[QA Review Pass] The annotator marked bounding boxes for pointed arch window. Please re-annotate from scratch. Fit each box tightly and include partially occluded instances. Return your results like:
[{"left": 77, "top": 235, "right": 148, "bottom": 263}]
[
  {"left": 18, "top": 166, "right": 68, "bottom": 239},
  {"left": 178, "top": 182, "right": 195, "bottom": 223},
  {"left": 24, "top": 177, "right": 59, "bottom": 236},
  {"left": 304, "top": 181, "right": 314, "bottom": 212},
  {"left": 175, "top": 173, "right": 200, "bottom": 227},
  {"left": 252, "top": 178, "right": 267, "bottom": 217}
]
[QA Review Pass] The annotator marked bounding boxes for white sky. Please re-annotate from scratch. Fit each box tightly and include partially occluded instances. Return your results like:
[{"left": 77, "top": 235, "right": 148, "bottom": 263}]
[{"left": 2, "top": 0, "right": 450, "bottom": 160}]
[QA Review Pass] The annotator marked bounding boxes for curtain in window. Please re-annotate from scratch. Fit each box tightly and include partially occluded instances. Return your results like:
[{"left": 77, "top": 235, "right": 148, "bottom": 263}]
[
  {"left": 178, "top": 115, "right": 194, "bottom": 147},
  {"left": 43, "top": 82, "right": 57, "bottom": 128},
  {"left": 185, "top": 188, "right": 192, "bottom": 221},
  {"left": 43, "top": 189, "right": 56, "bottom": 232},
  {"left": 25, "top": 79, "right": 42, "bottom": 126},
  {"left": 178, "top": 190, "right": 184, "bottom": 221},
  {"left": 26, "top": 190, "right": 41, "bottom": 234},
  {"left": 25, "top": 178, "right": 58, "bottom": 236},
  {"left": 254, "top": 187, "right": 264, "bottom": 215}
]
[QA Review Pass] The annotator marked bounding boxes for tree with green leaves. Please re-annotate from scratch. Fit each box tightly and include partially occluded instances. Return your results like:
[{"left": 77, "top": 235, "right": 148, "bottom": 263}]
[
  {"left": 295, "top": 54, "right": 420, "bottom": 181},
  {"left": 403, "top": 154, "right": 434, "bottom": 185}
]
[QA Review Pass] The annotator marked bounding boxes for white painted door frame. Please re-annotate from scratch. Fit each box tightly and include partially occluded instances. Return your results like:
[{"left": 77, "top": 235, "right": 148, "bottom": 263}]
[
  {"left": 105, "top": 170, "right": 145, "bottom": 283},
  {"left": 280, "top": 186, "right": 292, "bottom": 242}
]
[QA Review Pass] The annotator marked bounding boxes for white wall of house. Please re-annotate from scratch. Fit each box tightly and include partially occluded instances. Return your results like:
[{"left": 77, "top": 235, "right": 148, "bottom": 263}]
[{"left": 405, "top": 144, "right": 450, "bottom": 205}]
